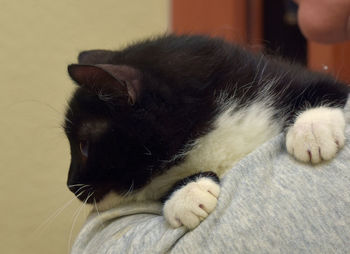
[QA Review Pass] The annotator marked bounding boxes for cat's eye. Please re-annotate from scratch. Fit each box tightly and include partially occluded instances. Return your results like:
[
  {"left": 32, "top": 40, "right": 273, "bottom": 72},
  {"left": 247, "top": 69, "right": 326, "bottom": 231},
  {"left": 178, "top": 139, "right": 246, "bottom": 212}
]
[{"left": 79, "top": 140, "right": 89, "bottom": 158}]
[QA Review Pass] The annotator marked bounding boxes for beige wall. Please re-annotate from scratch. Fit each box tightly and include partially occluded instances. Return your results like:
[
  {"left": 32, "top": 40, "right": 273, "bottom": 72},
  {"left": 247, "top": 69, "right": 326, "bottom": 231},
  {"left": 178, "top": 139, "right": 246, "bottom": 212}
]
[{"left": 0, "top": 1, "right": 168, "bottom": 253}]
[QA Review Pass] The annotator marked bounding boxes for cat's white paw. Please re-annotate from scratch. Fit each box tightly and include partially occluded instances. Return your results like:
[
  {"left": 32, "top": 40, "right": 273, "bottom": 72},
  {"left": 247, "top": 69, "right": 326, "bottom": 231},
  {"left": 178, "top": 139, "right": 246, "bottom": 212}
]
[
  {"left": 163, "top": 177, "right": 220, "bottom": 229},
  {"left": 286, "top": 107, "right": 345, "bottom": 164}
]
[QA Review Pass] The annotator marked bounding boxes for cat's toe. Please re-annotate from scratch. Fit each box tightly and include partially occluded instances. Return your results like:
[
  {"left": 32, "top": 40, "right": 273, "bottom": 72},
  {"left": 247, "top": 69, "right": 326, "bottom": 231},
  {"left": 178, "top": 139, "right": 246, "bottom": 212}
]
[
  {"left": 286, "top": 107, "right": 346, "bottom": 164},
  {"left": 163, "top": 177, "right": 220, "bottom": 229}
]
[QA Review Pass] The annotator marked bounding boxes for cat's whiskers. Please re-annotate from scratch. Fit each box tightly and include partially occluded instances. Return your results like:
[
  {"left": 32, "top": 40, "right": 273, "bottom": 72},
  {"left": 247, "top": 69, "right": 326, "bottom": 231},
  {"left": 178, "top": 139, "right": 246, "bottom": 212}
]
[
  {"left": 93, "top": 197, "right": 102, "bottom": 219},
  {"left": 68, "top": 183, "right": 89, "bottom": 188},
  {"left": 73, "top": 184, "right": 92, "bottom": 196},
  {"left": 63, "top": 115, "right": 73, "bottom": 125},
  {"left": 143, "top": 145, "right": 152, "bottom": 156},
  {"left": 65, "top": 99, "right": 74, "bottom": 114},
  {"left": 33, "top": 190, "right": 87, "bottom": 236},
  {"left": 92, "top": 197, "right": 106, "bottom": 230},
  {"left": 122, "top": 181, "right": 134, "bottom": 198},
  {"left": 74, "top": 184, "right": 91, "bottom": 190},
  {"left": 9, "top": 99, "right": 72, "bottom": 135},
  {"left": 68, "top": 191, "right": 94, "bottom": 254},
  {"left": 98, "top": 91, "right": 114, "bottom": 102}
]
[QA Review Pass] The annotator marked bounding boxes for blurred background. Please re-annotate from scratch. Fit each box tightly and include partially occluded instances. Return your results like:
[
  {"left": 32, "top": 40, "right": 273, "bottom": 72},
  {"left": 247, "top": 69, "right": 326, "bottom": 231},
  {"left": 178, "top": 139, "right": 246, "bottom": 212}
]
[
  {"left": 0, "top": 1, "right": 168, "bottom": 253},
  {"left": 1, "top": 0, "right": 350, "bottom": 253}
]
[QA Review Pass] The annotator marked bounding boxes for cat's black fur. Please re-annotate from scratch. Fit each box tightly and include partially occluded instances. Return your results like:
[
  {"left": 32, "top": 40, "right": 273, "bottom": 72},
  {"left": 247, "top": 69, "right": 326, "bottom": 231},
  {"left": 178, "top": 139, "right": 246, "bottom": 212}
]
[{"left": 64, "top": 34, "right": 349, "bottom": 203}]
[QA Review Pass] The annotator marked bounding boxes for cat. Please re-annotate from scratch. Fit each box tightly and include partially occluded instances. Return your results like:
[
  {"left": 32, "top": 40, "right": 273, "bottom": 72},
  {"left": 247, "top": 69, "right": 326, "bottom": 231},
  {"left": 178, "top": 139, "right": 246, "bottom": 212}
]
[{"left": 64, "top": 34, "right": 349, "bottom": 229}]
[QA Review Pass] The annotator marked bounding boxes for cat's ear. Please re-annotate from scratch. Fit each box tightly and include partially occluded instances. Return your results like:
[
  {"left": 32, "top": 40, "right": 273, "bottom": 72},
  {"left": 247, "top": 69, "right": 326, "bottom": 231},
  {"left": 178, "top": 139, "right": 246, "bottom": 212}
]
[
  {"left": 67, "top": 64, "right": 141, "bottom": 105},
  {"left": 78, "top": 50, "right": 114, "bottom": 64}
]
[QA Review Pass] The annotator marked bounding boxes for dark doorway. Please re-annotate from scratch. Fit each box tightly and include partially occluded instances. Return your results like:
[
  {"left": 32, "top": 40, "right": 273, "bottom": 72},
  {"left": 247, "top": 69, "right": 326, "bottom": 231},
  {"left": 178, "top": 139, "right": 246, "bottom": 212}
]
[{"left": 263, "top": 0, "right": 307, "bottom": 65}]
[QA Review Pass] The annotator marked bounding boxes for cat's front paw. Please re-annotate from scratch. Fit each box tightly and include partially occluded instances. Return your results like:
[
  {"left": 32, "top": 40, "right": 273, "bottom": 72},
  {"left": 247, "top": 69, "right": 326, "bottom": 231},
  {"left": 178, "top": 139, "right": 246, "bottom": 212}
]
[
  {"left": 163, "top": 177, "right": 220, "bottom": 229},
  {"left": 286, "top": 107, "right": 346, "bottom": 164}
]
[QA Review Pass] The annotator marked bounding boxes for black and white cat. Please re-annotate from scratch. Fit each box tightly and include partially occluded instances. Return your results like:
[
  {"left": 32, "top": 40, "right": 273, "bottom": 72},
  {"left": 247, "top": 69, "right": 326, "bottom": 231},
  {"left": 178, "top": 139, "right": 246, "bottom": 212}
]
[{"left": 64, "top": 35, "right": 349, "bottom": 229}]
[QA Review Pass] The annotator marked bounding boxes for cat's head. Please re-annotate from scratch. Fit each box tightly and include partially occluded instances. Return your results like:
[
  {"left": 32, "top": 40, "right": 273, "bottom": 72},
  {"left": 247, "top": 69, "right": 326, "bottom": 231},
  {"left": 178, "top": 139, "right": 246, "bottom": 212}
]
[
  {"left": 65, "top": 61, "right": 151, "bottom": 204},
  {"left": 64, "top": 36, "right": 220, "bottom": 208},
  {"left": 64, "top": 53, "right": 201, "bottom": 209}
]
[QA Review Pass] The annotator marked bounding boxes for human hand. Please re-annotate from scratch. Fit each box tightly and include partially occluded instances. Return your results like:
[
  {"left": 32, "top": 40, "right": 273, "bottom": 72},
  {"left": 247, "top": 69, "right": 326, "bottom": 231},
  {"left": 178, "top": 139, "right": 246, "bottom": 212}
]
[{"left": 295, "top": 0, "right": 350, "bottom": 43}]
